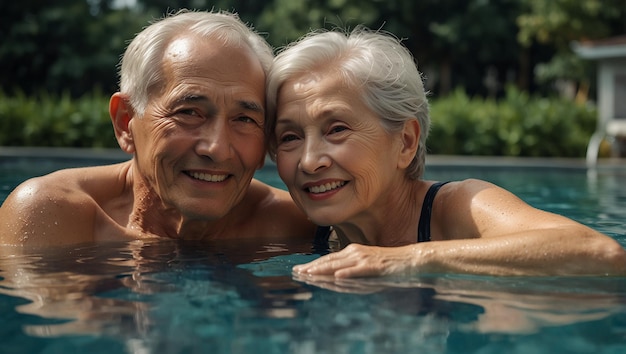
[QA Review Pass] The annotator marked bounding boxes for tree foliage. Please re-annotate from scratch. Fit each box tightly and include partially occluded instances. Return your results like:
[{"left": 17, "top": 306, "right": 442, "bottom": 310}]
[
  {"left": 0, "top": 0, "right": 154, "bottom": 96},
  {"left": 1, "top": 0, "right": 625, "bottom": 98},
  {"left": 517, "top": 0, "right": 624, "bottom": 48},
  {"left": 516, "top": 0, "right": 626, "bottom": 85},
  {"left": 2, "top": 0, "right": 625, "bottom": 155},
  {"left": 256, "top": 0, "right": 379, "bottom": 47}
]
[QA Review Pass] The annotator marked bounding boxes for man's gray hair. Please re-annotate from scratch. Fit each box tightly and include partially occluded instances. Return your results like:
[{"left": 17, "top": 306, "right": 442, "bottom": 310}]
[{"left": 119, "top": 9, "right": 273, "bottom": 116}]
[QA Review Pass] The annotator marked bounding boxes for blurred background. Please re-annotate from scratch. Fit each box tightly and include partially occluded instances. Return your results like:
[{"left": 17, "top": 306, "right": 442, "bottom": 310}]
[{"left": 1, "top": 0, "right": 625, "bottom": 157}]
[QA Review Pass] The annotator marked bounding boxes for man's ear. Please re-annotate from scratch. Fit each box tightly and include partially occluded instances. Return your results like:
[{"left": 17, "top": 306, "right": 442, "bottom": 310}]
[
  {"left": 397, "top": 118, "right": 420, "bottom": 169},
  {"left": 110, "top": 93, "right": 136, "bottom": 154}
]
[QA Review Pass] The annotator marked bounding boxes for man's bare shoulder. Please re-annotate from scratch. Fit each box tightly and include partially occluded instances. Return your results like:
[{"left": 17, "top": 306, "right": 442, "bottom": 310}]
[
  {"left": 4, "top": 162, "right": 132, "bottom": 205},
  {"left": 246, "top": 179, "right": 317, "bottom": 239},
  {"left": 247, "top": 179, "right": 297, "bottom": 210},
  {"left": 0, "top": 162, "right": 132, "bottom": 246}
]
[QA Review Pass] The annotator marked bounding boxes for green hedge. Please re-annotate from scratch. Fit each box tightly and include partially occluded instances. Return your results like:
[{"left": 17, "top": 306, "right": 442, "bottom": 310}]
[
  {"left": 428, "top": 86, "right": 596, "bottom": 157},
  {"left": 0, "top": 87, "right": 597, "bottom": 157},
  {"left": 0, "top": 90, "right": 116, "bottom": 148}
]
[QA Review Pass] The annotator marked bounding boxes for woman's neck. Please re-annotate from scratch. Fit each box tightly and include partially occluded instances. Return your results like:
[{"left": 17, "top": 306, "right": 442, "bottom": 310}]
[{"left": 332, "top": 179, "right": 427, "bottom": 247}]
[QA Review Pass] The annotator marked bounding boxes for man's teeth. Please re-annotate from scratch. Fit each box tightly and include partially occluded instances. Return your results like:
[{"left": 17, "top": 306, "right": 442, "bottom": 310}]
[
  {"left": 189, "top": 172, "right": 227, "bottom": 182},
  {"left": 308, "top": 181, "right": 345, "bottom": 194}
]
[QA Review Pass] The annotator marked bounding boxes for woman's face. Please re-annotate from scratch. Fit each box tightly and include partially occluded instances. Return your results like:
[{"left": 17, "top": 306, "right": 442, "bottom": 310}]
[{"left": 274, "top": 71, "right": 405, "bottom": 226}]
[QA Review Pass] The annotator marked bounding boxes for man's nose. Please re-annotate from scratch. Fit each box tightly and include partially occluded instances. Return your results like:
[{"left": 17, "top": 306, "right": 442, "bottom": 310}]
[{"left": 196, "top": 119, "right": 233, "bottom": 162}]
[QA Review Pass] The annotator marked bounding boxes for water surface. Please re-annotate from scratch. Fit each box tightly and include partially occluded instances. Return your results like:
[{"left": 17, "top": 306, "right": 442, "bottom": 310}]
[{"left": 1, "top": 153, "right": 625, "bottom": 354}]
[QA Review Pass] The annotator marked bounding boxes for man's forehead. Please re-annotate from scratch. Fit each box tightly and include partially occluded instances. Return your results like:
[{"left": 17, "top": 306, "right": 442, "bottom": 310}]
[
  {"left": 163, "top": 35, "right": 260, "bottom": 68},
  {"left": 164, "top": 37, "right": 194, "bottom": 61}
]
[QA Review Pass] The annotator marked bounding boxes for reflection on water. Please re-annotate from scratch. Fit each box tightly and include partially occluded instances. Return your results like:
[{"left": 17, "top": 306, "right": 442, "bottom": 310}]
[
  {"left": 2, "top": 157, "right": 626, "bottom": 353},
  {"left": 0, "top": 238, "right": 312, "bottom": 353},
  {"left": 2, "top": 238, "right": 626, "bottom": 354}
]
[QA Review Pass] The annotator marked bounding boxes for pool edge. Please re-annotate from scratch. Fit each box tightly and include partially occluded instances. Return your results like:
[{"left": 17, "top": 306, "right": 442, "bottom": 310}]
[{"left": 1, "top": 146, "right": 624, "bottom": 170}]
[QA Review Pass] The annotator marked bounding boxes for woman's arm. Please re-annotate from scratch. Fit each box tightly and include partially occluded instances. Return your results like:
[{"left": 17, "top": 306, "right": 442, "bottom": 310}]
[{"left": 293, "top": 179, "right": 626, "bottom": 277}]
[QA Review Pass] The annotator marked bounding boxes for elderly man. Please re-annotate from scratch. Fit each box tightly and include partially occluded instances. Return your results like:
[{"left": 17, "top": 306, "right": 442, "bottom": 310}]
[{"left": 0, "top": 10, "right": 316, "bottom": 247}]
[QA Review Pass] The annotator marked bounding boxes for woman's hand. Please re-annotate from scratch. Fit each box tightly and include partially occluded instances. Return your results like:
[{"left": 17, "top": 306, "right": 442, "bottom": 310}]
[{"left": 293, "top": 243, "right": 418, "bottom": 278}]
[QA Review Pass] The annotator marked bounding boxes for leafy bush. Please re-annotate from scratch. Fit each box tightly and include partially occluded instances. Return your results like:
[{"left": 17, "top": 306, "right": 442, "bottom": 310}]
[
  {"left": 428, "top": 86, "right": 596, "bottom": 157},
  {"left": 0, "top": 90, "right": 116, "bottom": 148},
  {"left": 0, "top": 87, "right": 597, "bottom": 157}
]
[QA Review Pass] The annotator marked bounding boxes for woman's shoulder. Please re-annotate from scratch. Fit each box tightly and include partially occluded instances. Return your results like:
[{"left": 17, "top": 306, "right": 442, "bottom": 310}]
[{"left": 434, "top": 178, "right": 502, "bottom": 198}]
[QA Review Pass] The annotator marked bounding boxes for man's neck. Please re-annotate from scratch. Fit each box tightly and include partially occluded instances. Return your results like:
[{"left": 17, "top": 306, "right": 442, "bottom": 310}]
[{"left": 126, "top": 168, "right": 237, "bottom": 240}]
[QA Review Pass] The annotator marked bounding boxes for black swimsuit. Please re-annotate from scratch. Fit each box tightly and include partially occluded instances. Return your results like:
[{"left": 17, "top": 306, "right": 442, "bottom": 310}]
[
  {"left": 417, "top": 181, "right": 450, "bottom": 242},
  {"left": 313, "top": 181, "right": 450, "bottom": 248}
]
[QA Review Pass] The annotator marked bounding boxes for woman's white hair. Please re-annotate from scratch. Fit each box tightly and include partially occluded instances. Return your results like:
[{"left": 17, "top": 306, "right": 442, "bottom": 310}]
[
  {"left": 266, "top": 27, "right": 430, "bottom": 179},
  {"left": 119, "top": 9, "right": 273, "bottom": 116}
]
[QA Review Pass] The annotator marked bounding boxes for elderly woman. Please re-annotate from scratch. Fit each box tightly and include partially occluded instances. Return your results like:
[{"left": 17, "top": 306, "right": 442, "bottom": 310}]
[{"left": 265, "top": 27, "right": 626, "bottom": 278}]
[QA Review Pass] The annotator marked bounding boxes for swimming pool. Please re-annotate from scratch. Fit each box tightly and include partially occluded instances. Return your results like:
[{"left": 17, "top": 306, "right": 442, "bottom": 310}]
[{"left": 1, "top": 149, "right": 625, "bottom": 354}]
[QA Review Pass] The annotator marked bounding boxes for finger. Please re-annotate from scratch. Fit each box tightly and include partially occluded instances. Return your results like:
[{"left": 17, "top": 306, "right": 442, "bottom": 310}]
[
  {"left": 301, "top": 257, "right": 358, "bottom": 275},
  {"left": 292, "top": 272, "right": 335, "bottom": 283},
  {"left": 334, "top": 264, "right": 384, "bottom": 278},
  {"left": 292, "top": 263, "right": 308, "bottom": 273},
  {"left": 294, "top": 273, "right": 383, "bottom": 294},
  {"left": 292, "top": 255, "right": 326, "bottom": 273},
  {"left": 292, "top": 257, "right": 324, "bottom": 273},
  {"left": 293, "top": 251, "right": 350, "bottom": 274}
]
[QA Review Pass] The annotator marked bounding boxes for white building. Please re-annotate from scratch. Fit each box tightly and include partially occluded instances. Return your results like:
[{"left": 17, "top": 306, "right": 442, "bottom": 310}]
[{"left": 572, "top": 35, "right": 626, "bottom": 165}]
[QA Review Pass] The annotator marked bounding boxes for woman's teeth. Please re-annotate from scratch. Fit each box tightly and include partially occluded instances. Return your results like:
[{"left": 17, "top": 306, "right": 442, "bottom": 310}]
[{"left": 308, "top": 181, "right": 346, "bottom": 194}]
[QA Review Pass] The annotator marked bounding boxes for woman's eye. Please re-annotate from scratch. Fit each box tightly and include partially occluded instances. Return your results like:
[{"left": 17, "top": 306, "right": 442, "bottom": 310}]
[
  {"left": 329, "top": 125, "right": 348, "bottom": 134},
  {"left": 279, "top": 133, "right": 299, "bottom": 143}
]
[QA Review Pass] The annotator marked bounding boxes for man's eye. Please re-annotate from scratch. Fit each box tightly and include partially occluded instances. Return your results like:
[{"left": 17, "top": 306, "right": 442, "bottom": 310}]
[
  {"left": 177, "top": 109, "right": 201, "bottom": 117},
  {"left": 237, "top": 116, "right": 255, "bottom": 123}
]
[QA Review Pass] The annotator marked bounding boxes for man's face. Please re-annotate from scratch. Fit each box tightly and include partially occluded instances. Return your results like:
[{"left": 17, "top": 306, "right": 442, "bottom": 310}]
[{"left": 129, "top": 35, "right": 267, "bottom": 219}]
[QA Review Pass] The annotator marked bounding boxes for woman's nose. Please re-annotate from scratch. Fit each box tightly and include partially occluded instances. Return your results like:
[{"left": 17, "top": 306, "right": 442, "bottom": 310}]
[{"left": 299, "top": 138, "right": 331, "bottom": 174}]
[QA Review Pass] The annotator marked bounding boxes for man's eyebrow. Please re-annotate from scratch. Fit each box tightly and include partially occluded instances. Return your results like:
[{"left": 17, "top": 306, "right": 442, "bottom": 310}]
[
  {"left": 239, "top": 100, "right": 264, "bottom": 114},
  {"left": 172, "top": 95, "right": 263, "bottom": 114},
  {"left": 173, "top": 94, "right": 211, "bottom": 105}
]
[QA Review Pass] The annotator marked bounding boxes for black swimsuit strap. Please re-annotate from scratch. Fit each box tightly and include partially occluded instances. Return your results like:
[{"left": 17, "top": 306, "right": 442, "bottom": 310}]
[
  {"left": 313, "top": 225, "right": 332, "bottom": 254},
  {"left": 417, "top": 181, "right": 450, "bottom": 243}
]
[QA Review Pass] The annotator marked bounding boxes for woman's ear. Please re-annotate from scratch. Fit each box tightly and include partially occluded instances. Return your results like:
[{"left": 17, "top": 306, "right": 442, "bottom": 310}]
[
  {"left": 397, "top": 119, "right": 420, "bottom": 169},
  {"left": 109, "top": 93, "right": 136, "bottom": 154}
]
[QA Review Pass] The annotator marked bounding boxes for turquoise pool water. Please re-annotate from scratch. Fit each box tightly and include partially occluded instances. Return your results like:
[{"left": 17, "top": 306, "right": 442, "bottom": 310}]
[{"left": 1, "top": 151, "right": 625, "bottom": 354}]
